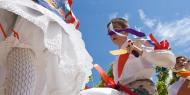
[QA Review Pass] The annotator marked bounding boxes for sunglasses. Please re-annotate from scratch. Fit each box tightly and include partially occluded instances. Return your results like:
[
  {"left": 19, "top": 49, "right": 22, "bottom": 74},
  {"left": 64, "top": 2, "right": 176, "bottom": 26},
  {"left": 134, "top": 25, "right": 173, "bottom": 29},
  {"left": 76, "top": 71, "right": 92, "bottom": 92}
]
[{"left": 107, "top": 28, "right": 145, "bottom": 37}]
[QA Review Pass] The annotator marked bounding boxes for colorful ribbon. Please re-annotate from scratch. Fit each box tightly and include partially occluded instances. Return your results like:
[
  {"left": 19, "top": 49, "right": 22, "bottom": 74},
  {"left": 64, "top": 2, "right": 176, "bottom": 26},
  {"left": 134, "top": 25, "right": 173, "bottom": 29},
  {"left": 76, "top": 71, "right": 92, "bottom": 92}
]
[
  {"left": 108, "top": 28, "right": 145, "bottom": 37},
  {"left": 37, "top": 0, "right": 80, "bottom": 29},
  {"left": 149, "top": 33, "right": 169, "bottom": 50}
]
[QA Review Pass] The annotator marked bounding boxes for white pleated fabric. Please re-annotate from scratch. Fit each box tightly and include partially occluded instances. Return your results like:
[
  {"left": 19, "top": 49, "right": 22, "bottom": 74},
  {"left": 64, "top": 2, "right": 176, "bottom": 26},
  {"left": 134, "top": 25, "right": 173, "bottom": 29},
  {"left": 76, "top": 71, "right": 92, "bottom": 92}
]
[{"left": 0, "top": 0, "right": 93, "bottom": 95}]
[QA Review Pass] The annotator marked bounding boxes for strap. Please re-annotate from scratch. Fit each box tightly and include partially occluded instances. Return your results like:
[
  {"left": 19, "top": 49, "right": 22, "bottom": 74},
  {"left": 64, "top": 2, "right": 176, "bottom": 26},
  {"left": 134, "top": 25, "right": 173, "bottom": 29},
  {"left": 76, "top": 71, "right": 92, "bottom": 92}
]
[
  {"left": 11, "top": 29, "right": 19, "bottom": 39},
  {"left": 0, "top": 23, "right": 7, "bottom": 39}
]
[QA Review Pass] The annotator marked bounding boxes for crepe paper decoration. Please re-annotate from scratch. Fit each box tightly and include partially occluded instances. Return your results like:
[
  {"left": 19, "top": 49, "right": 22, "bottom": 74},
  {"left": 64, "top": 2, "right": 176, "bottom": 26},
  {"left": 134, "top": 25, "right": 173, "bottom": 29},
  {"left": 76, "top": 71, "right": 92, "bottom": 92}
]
[{"left": 149, "top": 33, "right": 169, "bottom": 50}]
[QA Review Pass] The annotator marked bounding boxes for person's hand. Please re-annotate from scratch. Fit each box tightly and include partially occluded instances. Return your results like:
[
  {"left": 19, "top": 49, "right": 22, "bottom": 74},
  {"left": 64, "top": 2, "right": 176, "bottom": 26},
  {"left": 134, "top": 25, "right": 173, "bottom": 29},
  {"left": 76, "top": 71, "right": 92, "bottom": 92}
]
[{"left": 127, "top": 40, "right": 143, "bottom": 57}]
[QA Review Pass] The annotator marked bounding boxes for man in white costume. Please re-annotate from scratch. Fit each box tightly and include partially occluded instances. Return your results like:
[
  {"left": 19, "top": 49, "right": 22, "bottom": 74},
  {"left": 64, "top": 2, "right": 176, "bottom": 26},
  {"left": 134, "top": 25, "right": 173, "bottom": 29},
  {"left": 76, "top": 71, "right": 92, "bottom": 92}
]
[
  {"left": 0, "top": 0, "right": 93, "bottom": 95},
  {"left": 168, "top": 56, "right": 190, "bottom": 95},
  {"left": 80, "top": 18, "right": 175, "bottom": 95}
]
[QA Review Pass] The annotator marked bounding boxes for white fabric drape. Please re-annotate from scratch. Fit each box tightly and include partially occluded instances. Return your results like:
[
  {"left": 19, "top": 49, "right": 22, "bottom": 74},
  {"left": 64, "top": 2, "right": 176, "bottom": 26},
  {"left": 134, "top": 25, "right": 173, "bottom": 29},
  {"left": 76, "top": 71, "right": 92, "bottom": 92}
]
[{"left": 0, "top": 0, "right": 93, "bottom": 95}]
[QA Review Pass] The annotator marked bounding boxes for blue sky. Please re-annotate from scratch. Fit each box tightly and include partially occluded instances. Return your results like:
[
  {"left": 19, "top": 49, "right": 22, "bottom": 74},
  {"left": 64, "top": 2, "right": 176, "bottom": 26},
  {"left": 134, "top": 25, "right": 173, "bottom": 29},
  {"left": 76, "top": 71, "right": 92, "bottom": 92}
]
[{"left": 72, "top": 0, "right": 190, "bottom": 87}]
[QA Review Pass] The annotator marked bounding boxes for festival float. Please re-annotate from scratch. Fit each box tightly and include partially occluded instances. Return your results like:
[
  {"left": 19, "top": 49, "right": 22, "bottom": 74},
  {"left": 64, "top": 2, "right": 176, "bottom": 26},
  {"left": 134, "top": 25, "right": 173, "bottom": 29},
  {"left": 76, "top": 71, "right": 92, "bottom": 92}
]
[{"left": 0, "top": 0, "right": 93, "bottom": 95}]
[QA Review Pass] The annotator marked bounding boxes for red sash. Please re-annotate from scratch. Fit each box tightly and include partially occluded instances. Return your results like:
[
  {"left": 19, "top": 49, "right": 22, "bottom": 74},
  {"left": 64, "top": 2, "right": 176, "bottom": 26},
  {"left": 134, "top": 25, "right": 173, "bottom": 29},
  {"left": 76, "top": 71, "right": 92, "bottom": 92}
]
[
  {"left": 118, "top": 53, "right": 130, "bottom": 78},
  {"left": 94, "top": 64, "right": 137, "bottom": 95}
]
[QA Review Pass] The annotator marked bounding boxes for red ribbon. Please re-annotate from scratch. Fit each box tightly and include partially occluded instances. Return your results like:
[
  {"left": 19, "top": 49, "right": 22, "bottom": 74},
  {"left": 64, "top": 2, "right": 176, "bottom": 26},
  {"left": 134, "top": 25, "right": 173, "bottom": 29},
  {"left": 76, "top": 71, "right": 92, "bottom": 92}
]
[
  {"left": 94, "top": 64, "right": 116, "bottom": 88},
  {"left": 64, "top": 0, "right": 80, "bottom": 29},
  {"left": 68, "top": 0, "right": 73, "bottom": 8},
  {"left": 149, "top": 33, "right": 169, "bottom": 50},
  {"left": 65, "top": 11, "right": 75, "bottom": 23},
  {"left": 94, "top": 64, "right": 137, "bottom": 95}
]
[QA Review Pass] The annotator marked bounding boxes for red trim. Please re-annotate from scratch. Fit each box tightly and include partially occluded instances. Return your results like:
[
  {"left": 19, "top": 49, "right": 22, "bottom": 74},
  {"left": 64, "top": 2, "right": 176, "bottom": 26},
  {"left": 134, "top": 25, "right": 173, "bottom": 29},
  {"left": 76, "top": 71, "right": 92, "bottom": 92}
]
[
  {"left": 11, "top": 29, "right": 19, "bottom": 39},
  {"left": 0, "top": 23, "right": 7, "bottom": 39}
]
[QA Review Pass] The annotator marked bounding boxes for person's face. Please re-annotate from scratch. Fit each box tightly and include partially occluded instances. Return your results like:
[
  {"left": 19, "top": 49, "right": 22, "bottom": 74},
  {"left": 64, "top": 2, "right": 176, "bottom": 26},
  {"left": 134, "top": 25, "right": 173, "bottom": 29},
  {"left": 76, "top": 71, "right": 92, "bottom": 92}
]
[
  {"left": 108, "top": 23, "right": 128, "bottom": 47},
  {"left": 175, "top": 57, "right": 190, "bottom": 71}
]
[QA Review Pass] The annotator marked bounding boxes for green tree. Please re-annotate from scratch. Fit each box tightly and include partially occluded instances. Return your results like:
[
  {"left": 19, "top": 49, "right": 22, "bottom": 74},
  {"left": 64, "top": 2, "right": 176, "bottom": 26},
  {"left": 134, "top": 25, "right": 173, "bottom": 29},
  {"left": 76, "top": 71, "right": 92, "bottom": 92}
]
[{"left": 155, "top": 66, "right": 169, "bottom": 95}]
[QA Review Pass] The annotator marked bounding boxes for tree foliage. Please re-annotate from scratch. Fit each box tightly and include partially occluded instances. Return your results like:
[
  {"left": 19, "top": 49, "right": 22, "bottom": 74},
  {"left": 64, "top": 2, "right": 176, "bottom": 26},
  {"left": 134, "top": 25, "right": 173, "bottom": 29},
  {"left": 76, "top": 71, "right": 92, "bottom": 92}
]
[{"left": 155, "top": 66, "right": 169, "bottom": 95}]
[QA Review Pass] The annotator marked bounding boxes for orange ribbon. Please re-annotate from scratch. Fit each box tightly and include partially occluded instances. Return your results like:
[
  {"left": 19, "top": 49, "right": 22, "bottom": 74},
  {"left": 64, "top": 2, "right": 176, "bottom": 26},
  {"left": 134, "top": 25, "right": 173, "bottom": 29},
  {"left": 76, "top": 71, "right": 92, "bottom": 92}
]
[{"left": 177, "top": 71, "right": 190, "bottom": 77}]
